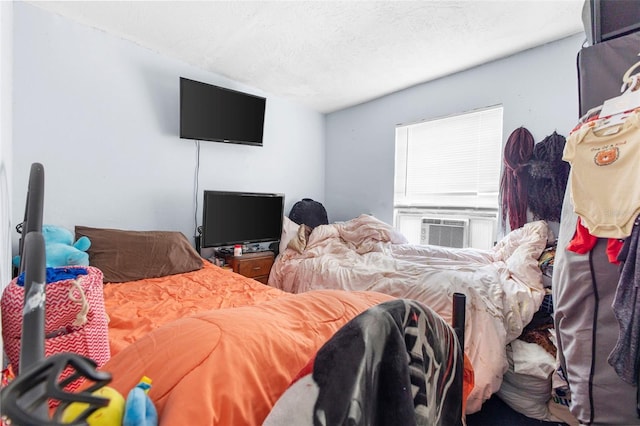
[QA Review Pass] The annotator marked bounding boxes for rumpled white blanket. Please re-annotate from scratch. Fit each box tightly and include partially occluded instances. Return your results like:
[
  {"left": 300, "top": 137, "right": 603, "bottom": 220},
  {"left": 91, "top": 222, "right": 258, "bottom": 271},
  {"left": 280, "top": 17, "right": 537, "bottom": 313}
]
[{"left": 268, "top": 215, "right": 550, "bottom": 414}]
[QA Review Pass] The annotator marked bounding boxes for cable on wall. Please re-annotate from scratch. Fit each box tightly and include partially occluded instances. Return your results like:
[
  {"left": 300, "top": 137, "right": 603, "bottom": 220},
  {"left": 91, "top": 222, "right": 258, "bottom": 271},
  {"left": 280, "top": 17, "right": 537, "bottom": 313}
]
[{"left": 193, "top": 140, "right": 201, "bottom": 240}]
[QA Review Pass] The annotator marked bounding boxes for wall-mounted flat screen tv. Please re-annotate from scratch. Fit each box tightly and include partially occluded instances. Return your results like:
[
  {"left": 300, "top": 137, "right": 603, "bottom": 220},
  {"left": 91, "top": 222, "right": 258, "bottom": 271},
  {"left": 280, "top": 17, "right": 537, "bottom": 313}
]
[
  {"left": 180, "top": 77, "right": 266, "bottom": 146},
  {"left": 202, "top": 190, "right": 284, "bottom": 248}
]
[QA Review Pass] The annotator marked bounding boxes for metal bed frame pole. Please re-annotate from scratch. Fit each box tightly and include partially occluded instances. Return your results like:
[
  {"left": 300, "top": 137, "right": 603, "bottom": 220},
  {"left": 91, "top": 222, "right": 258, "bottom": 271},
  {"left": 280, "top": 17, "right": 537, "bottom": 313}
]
[
  {"left": 18, "top": 162, "right": 45, "bottom": 367},
  {"left": 18, "top": 163, "right": 44, "bottom": 275},
  {"left": 452, "top": 291, "right": 466, "bottom": 423},
  {"left": 17, "top": 163, "right": 47, "bottom": 419},
  {"left": 19, "top": 232, "right": 46, "bottom": 374},
  {"left": 452, "top": 292, "right": 466, "bottom": 351}
]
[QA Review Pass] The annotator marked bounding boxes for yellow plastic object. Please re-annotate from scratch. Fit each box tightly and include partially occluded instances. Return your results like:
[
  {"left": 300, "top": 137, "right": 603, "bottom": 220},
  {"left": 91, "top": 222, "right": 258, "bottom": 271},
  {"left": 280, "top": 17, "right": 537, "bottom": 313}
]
[
  {"left": 139, "top": 376, "right": 152, "bottom": 393},
  {"left": 61, "top": 386, "right": 125, "bottom": 425}
]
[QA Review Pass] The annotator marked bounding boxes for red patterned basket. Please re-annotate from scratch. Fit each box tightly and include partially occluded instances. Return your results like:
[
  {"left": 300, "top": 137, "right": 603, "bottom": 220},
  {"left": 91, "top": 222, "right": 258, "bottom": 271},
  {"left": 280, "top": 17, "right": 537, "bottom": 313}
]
[{"left": 1, "top": 266, "right": 110, "bottom": 395}]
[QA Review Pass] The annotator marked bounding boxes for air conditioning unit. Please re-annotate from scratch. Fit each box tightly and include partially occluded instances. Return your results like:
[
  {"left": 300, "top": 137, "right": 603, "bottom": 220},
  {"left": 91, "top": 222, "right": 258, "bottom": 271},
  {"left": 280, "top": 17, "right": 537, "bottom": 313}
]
[{"left": 420, "top": 217, "right": 469, "bottom": 248}]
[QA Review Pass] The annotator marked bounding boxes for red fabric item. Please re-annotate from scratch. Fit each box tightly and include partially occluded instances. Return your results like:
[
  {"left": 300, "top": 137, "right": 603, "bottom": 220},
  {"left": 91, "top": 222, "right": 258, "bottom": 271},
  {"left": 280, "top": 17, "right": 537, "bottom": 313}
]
[
  {"left": 606, "top": 238, "right": 625, "bottom": 264},
  {"left": 566, "top": 217, "right": 598, "bottom": 254},
  {"left": 567, "top": 217, "right": 624, "bottom": 264}
]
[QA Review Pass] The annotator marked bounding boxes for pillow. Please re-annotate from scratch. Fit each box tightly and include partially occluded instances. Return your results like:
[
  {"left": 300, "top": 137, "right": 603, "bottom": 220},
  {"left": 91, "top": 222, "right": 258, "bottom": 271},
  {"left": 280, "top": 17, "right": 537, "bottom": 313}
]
[
  {"left": 75, "top": 226, "right": 203, "bottom": 283},
  {"left": 279, "top": 216, "right": 300, "bottom": 254},
  {"left": 497, "top": 340, "right": 557, "bottom": 421},
  {"left": 287, "top": 224, "right": 312, "bottom": 254}
]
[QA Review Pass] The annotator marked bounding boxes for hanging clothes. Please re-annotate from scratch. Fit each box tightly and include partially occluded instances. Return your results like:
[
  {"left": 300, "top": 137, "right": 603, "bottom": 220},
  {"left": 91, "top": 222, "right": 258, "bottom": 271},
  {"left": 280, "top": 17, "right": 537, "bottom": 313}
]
[
  {"left": 563, "top": 109, "right": 640, "bottom": 239},
  {"left": 500, "top": 127, "right": 534, "bottom": 231},
  {"left": 526, "top": 131, "right": 570, "bottom": 223},
  {"left": 608, "top": 215, "right": 640, "bottom": 384}
]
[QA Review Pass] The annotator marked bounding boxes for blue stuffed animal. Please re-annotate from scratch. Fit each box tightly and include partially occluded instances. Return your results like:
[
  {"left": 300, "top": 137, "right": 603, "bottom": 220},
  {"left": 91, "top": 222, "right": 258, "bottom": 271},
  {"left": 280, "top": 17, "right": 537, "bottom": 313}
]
[
  {"left": 123, "top": 376, "right": 158, "bottom": 426},
  {"left": 12, "top": 224, "right": 91, "bottom": 268}
]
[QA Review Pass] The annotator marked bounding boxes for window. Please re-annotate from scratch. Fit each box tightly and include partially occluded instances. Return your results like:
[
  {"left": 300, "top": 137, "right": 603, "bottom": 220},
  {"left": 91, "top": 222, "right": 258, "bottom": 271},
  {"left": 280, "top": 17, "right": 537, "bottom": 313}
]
[{"left": 394, "top": 105, "right": 503, "bottom": 249}]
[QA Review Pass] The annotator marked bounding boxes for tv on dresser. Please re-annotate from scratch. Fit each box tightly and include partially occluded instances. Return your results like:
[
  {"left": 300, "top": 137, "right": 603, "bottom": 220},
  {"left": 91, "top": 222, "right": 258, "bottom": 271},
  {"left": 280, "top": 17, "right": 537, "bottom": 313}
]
[{"left": 201, "top": 190, "right": 284, "bottom": 249}]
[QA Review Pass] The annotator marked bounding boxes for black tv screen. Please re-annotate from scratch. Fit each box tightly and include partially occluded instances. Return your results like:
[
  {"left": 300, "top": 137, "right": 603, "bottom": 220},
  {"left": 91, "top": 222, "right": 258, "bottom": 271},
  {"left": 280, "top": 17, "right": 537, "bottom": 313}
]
[
  {"left": 180, "top": 77, "right": 266, "bottom": 146},
  {"left": 202, "top": 190, "right": 284, "bottom": 248}
]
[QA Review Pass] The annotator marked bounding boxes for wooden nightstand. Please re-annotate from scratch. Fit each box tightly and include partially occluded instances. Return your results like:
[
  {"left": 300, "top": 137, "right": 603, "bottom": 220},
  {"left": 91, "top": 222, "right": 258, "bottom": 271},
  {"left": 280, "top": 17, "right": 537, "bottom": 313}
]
[{"left": 226, "top": 251, "right": 275, "bottom": 284}]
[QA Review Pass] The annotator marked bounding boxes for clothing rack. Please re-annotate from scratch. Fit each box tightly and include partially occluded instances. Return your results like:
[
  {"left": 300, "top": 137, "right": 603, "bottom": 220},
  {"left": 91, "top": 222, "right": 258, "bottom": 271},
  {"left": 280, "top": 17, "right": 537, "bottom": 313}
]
[{"left": 554, "top": 30, "right": 640, "bottom": 425}]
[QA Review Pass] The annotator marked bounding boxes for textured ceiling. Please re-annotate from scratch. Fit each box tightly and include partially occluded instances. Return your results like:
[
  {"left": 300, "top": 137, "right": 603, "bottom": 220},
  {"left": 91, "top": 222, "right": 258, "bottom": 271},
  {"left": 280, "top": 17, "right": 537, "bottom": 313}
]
[{"left": 28, "top": 1, "right": 586, "bottom": 113}]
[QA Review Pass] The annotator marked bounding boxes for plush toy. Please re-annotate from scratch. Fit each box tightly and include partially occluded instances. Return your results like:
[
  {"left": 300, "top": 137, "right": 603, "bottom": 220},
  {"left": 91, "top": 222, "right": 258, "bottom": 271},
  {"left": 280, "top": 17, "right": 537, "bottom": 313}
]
[
  {"left": 123, "top": 376, "right": 158, "bottom": 426},
  {"left": 12, "top": 224, "right": 91, "bottom": 268},
  {"left": 61, "top": 385, "right": 126, "bottom": 426},
  {"left": 59, "top": 377, "right": 157, "bottom": 426}
]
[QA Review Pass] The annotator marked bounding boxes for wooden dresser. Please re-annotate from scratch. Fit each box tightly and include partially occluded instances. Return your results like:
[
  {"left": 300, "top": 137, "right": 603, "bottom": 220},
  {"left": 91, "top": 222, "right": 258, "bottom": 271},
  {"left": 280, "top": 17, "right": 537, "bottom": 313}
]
[{"left": 226, "top": 251, "right": 275, "bottom": 284}]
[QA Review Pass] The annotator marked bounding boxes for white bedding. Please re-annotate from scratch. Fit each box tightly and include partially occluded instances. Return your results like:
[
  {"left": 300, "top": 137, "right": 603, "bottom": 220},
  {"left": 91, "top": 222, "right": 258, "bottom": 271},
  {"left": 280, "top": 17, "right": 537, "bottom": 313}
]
[{"left": 268, "top": 215, "right": 550, "bottom": 414}]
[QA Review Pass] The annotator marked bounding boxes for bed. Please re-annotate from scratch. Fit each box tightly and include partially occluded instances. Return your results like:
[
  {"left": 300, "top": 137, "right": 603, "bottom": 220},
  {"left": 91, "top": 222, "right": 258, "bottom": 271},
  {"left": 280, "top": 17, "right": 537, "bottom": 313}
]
[
  {"left": 269, "top": 213, "right": 552, "bottom": 415},
  {"left": 1, "top": 163, "right": 474, "bottom": 426}
]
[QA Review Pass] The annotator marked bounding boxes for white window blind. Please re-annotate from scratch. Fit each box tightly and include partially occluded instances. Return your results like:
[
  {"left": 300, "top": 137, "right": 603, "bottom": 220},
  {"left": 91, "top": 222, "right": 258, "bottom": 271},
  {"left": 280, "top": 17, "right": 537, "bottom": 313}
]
[{"left": 394, "top": 106, "right": 503, "bottom": 210}]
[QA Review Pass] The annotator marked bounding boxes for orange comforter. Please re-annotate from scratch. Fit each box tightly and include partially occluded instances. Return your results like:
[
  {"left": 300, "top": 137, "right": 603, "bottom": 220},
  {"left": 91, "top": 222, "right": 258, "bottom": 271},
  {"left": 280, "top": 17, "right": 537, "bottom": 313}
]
[
  {"left": 100, "top": 261, "right": 393, "bottom": 425},
  {"left": 103, "top": 261, "right": 284, "bottom": 356},
  {"left": 103, "top": 289, "right": 393, "bottom": 425}
]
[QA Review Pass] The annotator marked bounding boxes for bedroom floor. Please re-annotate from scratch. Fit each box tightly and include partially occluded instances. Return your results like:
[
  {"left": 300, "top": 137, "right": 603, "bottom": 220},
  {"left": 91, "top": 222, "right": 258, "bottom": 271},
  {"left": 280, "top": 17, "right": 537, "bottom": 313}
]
[{"left": 466, "top": 395, "right": 568, "bottom": 426}]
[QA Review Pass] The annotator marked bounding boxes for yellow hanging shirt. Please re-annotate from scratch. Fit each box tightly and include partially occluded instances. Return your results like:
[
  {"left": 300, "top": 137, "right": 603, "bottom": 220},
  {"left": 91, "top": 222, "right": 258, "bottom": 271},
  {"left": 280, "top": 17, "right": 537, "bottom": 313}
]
[{"left": 563, "top": 110, "right": 640, "bottom": 239}]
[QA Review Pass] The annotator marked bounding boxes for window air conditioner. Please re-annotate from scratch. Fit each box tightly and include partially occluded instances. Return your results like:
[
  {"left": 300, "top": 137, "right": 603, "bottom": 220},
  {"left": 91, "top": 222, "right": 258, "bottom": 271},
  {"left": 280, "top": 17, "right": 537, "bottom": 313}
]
[{"left": 420, "top": 218, "right": 469, "bottom": 248}]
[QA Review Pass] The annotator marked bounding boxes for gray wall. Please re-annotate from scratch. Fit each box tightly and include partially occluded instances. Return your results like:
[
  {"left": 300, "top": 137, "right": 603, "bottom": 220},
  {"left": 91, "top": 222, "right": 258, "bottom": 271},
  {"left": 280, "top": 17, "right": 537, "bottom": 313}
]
[
  {"left": 1, "top": 1, "right": 13, "bottom": 294},
  {"left": 11, "top": 2, "right": 325, "bottom": 253},
  {"left": 324, "top": 33, "right": 585, "bottom": 226}
]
